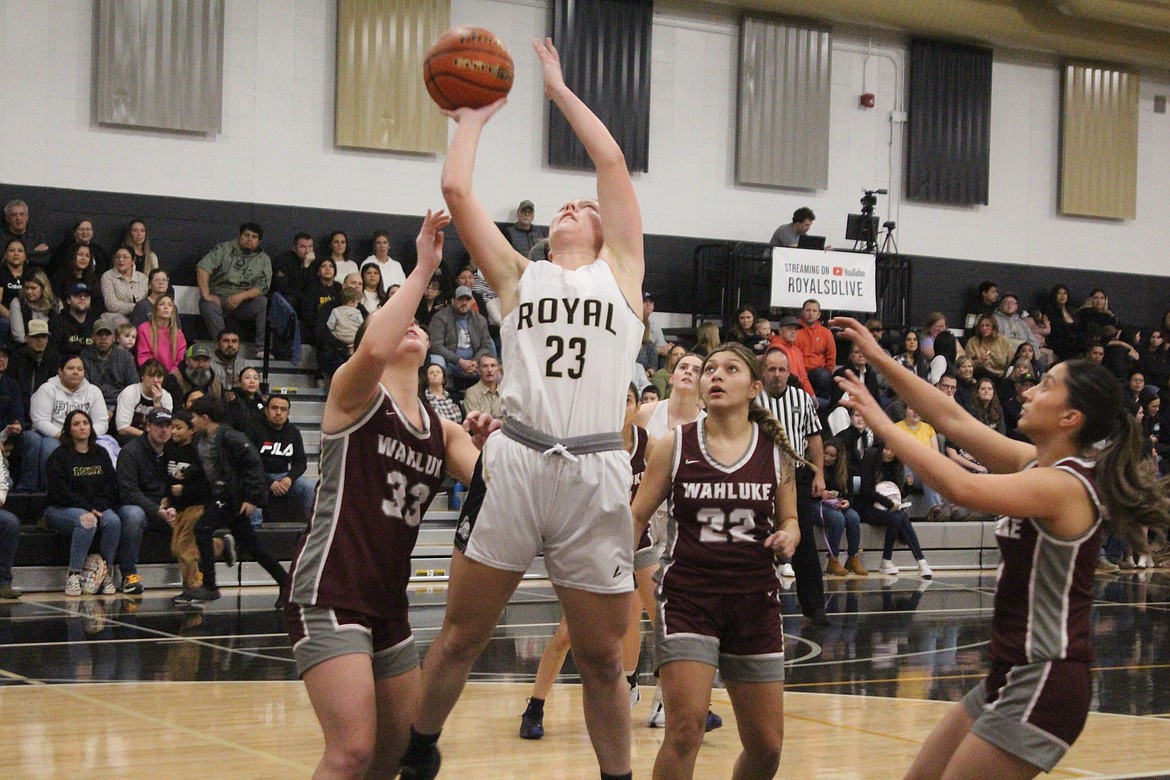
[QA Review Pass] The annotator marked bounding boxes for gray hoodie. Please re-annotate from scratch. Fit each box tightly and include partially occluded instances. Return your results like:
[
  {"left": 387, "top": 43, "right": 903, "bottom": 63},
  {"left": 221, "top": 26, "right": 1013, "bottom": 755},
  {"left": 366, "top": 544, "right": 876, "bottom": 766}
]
[{"left": 30, "top": 376, "right": 109, "bottom": 438}]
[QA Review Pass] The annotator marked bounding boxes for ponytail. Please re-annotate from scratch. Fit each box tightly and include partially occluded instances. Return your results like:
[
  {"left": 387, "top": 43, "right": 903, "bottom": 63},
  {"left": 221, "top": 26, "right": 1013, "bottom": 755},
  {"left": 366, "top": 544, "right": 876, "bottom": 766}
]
[
  {"left": 748, "top": 402, "right": 809, "bottom": 484},
  {"left": 1094, "top": 411, "right": 1170, "bottom": 547}
]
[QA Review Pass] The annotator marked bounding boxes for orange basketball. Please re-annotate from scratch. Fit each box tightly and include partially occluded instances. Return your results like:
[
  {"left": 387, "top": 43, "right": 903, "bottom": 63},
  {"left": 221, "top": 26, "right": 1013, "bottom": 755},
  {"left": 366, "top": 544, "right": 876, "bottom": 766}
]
[{"left": 423, "top": 27, "right": 514, "bottom": 111}]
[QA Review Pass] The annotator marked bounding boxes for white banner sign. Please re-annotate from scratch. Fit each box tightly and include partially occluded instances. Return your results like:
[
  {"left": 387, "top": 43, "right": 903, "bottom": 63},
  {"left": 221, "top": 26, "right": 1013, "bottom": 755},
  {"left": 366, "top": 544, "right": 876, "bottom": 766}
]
[{"left": 769, "top": 247, "right": 876, "bottom": 312}]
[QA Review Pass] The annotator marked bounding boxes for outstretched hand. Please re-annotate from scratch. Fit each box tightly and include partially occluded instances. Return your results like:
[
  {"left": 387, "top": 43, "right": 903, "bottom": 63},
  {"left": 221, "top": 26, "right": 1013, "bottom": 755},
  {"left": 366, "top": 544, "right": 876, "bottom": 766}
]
[
  {"left": 829, "top": 316, "right": 886, "bottom": 363},
  {"left": 440, "top": 98, "right": 507, "bottom": 126},
  {"left": 463, "top": 411, "right": 502, "bottom": 450},
  {"left": 415, "top": 209, "right": 451, "bottom": 277},
  {"left": 533, "top": 37, "right": 566, "bottom": 98},
  {"left": 834, "top": 369, "right": 889, "bottom": 434}
]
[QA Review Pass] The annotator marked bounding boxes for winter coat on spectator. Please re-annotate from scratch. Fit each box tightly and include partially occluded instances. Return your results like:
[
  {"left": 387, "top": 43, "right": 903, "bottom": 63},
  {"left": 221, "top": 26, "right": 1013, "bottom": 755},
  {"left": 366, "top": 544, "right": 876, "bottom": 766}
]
[{"left": 116, "top": 434, "right": 169, "bottom": 520}]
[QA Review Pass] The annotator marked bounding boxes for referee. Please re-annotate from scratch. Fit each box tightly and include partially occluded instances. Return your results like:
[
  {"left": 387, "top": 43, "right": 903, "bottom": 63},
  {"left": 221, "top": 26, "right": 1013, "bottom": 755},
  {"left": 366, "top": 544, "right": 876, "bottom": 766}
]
[{"left": 757, "top": 347, "right": 828, "bottom": 624}]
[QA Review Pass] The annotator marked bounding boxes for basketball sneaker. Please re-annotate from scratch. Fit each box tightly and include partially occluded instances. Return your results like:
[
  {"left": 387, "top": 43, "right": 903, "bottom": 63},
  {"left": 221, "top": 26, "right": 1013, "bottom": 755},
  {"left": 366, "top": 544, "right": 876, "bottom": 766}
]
[
  {"left": 705, "top": 709, "right": 723, "bottom": 732},
  {"left": 779, "top": 562, "right": 796, "bottom": 578},
  {"left": 400, "top": 744, "right": 442, "bottom": 779},
  {"left": 519, "top": 698, "right": 545, "bottom": 740},
  {"left": 218, "top": 531, "right": 237, "bottom": 567},
  {"left": 628, "top": 676, "right": 641, "bottom": 709},
  {"left": 122, "top": 574, "right": 143, "bottom": 595},
  {"left": 647, "top": 685, "right": 665, "bottom": 727},
  {"left": 917, "top": 559, "right": 934, "bottom": 580},
  {"left": 879, "top": 559, "right": 899, "bottom": 575}
]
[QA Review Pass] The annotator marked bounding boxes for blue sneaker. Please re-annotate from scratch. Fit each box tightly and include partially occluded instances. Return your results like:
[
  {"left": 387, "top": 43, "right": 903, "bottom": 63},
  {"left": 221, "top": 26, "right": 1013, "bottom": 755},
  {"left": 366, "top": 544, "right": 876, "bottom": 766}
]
[
  {"left": 705, "top": 709, "right": 723, "bottom": 732},
  {"left": 519, "top": 699, "right": 545, "bottom": 740}
]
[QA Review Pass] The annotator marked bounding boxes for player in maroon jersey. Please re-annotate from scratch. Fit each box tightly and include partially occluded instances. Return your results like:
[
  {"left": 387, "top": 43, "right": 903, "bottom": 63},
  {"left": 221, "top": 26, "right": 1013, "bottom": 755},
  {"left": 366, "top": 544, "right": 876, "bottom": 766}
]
[
  {"left": 831, "top": 316, "right": 1169, "bottom": 779},
  {"left": 284, "top": 209, "right": 497, "bottom": 780},
  {"left": 632, "top": 342, "right": 802, "bottom": 779}
]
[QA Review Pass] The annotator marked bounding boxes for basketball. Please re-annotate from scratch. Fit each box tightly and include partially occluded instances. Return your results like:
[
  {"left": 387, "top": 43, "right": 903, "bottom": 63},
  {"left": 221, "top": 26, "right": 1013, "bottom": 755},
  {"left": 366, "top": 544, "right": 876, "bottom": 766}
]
[{"left": 423, "top": 27, "right": 514, "bottom": 111}]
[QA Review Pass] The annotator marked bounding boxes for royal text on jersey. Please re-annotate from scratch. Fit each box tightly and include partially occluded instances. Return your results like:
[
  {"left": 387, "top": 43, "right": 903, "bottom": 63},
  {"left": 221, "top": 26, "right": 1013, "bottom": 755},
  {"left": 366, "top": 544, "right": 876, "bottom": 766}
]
[
  {"left": 515, "top": 297, "right": 618, "bottom": 335},
  {"left": 377, "top": 434, "right": 443, "bottom": 478}
]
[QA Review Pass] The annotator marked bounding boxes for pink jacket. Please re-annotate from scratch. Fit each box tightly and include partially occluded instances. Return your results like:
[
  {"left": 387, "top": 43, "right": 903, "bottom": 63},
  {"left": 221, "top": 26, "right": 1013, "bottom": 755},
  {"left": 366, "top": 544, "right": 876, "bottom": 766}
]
[{"left": 136, "top": 321, "right": 188, "bottom": 373}]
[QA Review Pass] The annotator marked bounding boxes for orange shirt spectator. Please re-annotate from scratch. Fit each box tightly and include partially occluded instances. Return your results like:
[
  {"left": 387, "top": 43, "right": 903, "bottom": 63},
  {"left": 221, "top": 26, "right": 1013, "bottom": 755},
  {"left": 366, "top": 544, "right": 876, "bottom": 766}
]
[{"left": 794, "top": 300, "right": 836, "bottom": 371}]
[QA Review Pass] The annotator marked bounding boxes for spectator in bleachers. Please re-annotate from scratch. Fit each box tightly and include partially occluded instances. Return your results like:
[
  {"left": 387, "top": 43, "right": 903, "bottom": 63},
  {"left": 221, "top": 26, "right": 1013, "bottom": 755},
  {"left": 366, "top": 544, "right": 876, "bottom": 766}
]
[
  {"left": 1042, "top": 284, "right": 1078, "bottom": 360},
  {"left": 9, "top": 270, "right": 57, "bottom": 345},
  {"left": 422, "top": 362, "right": 462, "bottom": 423},
  {"left": 26, "top": 354, "right": 110, "bottom": 490},
  {"left": 471, "top": 264, "right": 501, "bottom": 327},
  {"left": 428, "top": 285, "right": 492, "bottom": 383},
  {"left": 325, "top": 230, "right": 359, "bottom": 282},
  {"left": 325, "top": 287, "right": 363, "bottom": 355},
  {"left": 116, "top": 322, "right": 136, "bottom": 353},
  {"left": 838, "top": 407, "right": 875, "bottom": 479},
  {"left": 49, "top": 282, "right": 99, "bottom": 355},
  {"left": 818, "top": 437, "right": 866, "bottom": 576},
  {"left": 164, "top": 409, "right": 230, "bottom": 594},
  {"left": 774, "top": 315, "right": 817, "bottom": 397},
  {"left": 965, "top": 314, "right": 1012, "bottom": 379},
  {"left": 359, "top": 263, "right": 387, "bottom": 313},
  {"left": 115, "top": 359, "right": 173, "bottom": 440},
  {"left": 918, "top": 312, "right": 947, "bottom": 361},
  {"left": 463, "top": 354, "right": 503, "bottom": 418},
  {"left": 692, "top": 321, "right": 721, "bottom": 358},
  {"left": 135, "top": 294, "right": 186, "bottom": 373},
  {"left": 81, "top": 316, "right": 138, "bottom": 413},
  {"left": 197, "top": 222, "right": 271, "bottom": 358},
  {"left": 122, "top": 219, "right": 159, "bottom": 275},
  {"left": 0, "top": 446, "right": 19, "bottom": 598},
  {"left": 962, "top": 280, "right": 998, "bottom": 337},
  {"left": 0, "top": 347, "right": 25, "bottom": 437},
  {"left": 1024, "top": 303, "right": 1054, "bottom": 367},
  {"left": 130, "top": 269, "right": 171, "bottom": 327},
  {"left": 1001, "top": 370, "right": 1036, "bottom": 439},
  {"left": 503, "top": 199, "right": 548, "bottom": 260},
  {"left": 2, "top": 199, "right": 49, "bottom": 267},
  {"left": 893, "top": 406, "right": 946, "bottom": 512},
  {"left": 795, "top": 299, "right": 836, "bottom": 400},
  {"left": 225, "top": 367, "right": 265, "bottom": 431},
  {"left": 43, "top": 409, "right": 125, "bottom": 596},
  {"left": 935, "top": 372, "right": 988, "bottom": 475},
  {"left": 1103, "top": 325, "right": 1141, "bottom": 381},
  {"left": 894, "top": 329, "right": 930, "bottom": 380},
  {"left": 52, "top": 245, "right": 102, "bottom": 310},
  {"left": 857, "top": 440, "right": 932, "bottom": 577},
  {"left": 313, "top": 273, "right": 361, "bottom": 385},
  {"left": 11, "top": 320, "right": 60, "bottom": 418},
  {"left": 115, "top": 407, "right": 177, "bottom": 595},
  {"left": 639, "top": 386, "right": 659, "bottom": 405},
  {"left": 1142, "top": 329, "right": 1170, "bottom": 391},
  {"left": 954, "top": 354, "right": 977, "bottom": 407},
  {"left": 1146, "top": 395, "right": 1169, "bottom": 475},
  {"left": 415, "top": 274, "right": 446, "bottom": 327},
  {"left": 163, "top": 343, "right": 222, "bottom": 406},
  {"left": 181, "top": 394, "right": 288, "bottom": 604},
  {"left": 361, "top": 230, "right": 406, "bottom": 293},
  {"left": 50, "top": 218, "right": 109, "bottom": 277},
  {"left": 726, "top": 304, "right": 756, "bottom": 344},
  {"left": 964, "top": 377, "right": 1006, "bottom": 435},
  {"left": 991, "top": 292, "right": 1038, "bottom": 354},
  {"left": 298, "top": 258, "right": 342, "bottom": 346},
  {"left": 927, "top": 330, "right": 959, "bottom": 385},
  {"left": 207, "top": 328, "right": 243, "bottom": 391},
  {"left": 641, "top": 292, "right": 671, "bottom": 364},
  {"left": 1075, "top": 288, "right": 1118, "bottom": 347},
  {"left": 247, "top": 394, "right": 313, "bottom": 526},
  {"left": 1010, "top": 342, "right": 1044, "bottom": 380},
  {"left": 1123, "top": 370, "right": 1156, "bottom": 417},
  {"left": 455, "top": 266, "right": 484, "bottom": 314},
  {"left": 864, "top": 319, "right": 892, "bottom": 355},
  {"left": 650, "top": 343, "right": 686, "bottom": 399},
  {"left": 0, "top": 237, "right": 30, "bottom": 342},
  {"left": 99, "top": 245, "right": 147, "bottom": 318},
  {"left": 272, "top": 232, "right": 317, "bottom": 306},
  {"left": 1086, "top": 342, "right": 1105, "bottom": 364},
  {"left": 831, "top": 341, "right": 882, "bottom": 411},
  {"left": 746, "top": 317, "right": 782, "bottom": 358}
]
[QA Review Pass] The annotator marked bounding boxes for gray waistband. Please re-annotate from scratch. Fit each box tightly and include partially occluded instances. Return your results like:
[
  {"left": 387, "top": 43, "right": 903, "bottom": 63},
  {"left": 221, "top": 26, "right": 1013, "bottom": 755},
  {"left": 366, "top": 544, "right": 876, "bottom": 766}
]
[{"left": 501, "top": 418, "right": 624, "bottom": 456}]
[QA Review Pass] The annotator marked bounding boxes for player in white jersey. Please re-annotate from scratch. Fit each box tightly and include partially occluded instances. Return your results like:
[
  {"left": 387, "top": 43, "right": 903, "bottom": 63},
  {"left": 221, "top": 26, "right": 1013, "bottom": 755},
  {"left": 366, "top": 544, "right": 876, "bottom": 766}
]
[{"left": 401, "top": 39, "right": 644, "bottom": 780}]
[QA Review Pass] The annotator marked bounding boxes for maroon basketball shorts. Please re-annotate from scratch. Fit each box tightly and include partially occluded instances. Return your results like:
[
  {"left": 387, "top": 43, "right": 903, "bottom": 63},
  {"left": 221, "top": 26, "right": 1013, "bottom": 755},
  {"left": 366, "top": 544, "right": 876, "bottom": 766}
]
[
  {"left": 286, "top": 603, "right": 417, "bottom": 680},
  {"left": 654, "top": 587, "right": 786, "bottom": 683},
  {"left": 962, "top": 659, "right": 1091, "bottom": 772}
]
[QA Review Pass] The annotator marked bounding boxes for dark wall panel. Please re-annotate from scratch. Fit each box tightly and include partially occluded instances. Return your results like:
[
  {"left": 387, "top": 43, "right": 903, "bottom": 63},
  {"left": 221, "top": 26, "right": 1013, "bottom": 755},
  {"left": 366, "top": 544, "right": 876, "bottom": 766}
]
[
  {"left": 906, "top": 39, "right": 992, "bottom": 205},
  {"left": 549, "top": 0, "right": 652, "bottom": 172}
]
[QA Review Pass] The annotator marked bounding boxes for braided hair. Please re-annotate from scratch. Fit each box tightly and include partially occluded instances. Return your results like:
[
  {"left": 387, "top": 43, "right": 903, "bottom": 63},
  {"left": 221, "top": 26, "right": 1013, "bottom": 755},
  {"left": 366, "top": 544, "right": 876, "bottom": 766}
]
[{"left": 702, "top": 342, "right": 811, "bottom": 482}]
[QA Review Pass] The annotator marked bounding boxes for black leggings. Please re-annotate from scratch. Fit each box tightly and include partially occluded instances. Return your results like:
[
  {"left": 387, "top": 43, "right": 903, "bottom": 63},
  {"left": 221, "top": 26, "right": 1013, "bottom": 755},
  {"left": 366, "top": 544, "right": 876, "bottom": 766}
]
[
  {"left": 194, "top": 501, "right": 288, "bottom": 590},
  {"left": 861, "top": 506, "right": 924, "bottom": 561}
]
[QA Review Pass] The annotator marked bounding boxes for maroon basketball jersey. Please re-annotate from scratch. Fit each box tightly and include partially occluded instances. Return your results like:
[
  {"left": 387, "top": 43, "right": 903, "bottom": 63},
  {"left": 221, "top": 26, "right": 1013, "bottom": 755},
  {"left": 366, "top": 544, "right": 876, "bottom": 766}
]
[
  {"left": 288, "top": 389, "right": 446, "bottom": 617},
  {"left": 662, "top": 419, "right": 783, "bottom": 594},
  {"left": 630, "top": 424, "right": 648, "bottom": 502},
  {"left": 989, "top": 457, "right": 1102, "bottom": 665}
]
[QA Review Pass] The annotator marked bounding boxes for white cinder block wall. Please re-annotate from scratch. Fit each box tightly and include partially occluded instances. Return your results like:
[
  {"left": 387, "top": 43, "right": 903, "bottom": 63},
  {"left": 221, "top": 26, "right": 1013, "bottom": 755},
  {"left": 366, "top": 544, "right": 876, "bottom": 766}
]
[{"left": 2, "top": 0, "right": 1168, "bottom": 276}]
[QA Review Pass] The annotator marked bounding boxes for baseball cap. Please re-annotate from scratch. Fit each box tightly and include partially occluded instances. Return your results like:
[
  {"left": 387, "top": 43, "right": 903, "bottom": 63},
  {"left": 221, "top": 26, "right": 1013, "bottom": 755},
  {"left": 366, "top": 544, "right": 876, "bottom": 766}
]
[
  {"left": 93, "top": 316, "right": 117, "bottom": 334},
  {"left": 642, "top": 291, "right": 655, "bottom": 301},
  {"left": 518, "top": 200, "right": 535, "bottom": 212},
  {"left": 777, "top": 315, "right": 800, "bottom": 328},
  {"left": 455, "top": 286, "right": 474, "bottom": 299},
  {"left": 188, "top": 343, "right": 212, "bottom": 360},
  {"left": 27, "top": 320, "right": 49, "bottom": 337},
  {"left": 68, "top": 282, "right": 92, "bottom": 297},
  {"left": 146, "top": 408, "right": 173, "bottom": 426}
]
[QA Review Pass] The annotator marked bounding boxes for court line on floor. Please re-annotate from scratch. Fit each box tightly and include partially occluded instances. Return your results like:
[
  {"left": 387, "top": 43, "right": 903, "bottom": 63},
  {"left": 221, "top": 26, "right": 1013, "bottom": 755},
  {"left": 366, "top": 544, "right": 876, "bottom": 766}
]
[
  {"left": 0, "top": 632, "right": 293, "bottom": 649},
  {"left": 0, "top": 677, "right": 314, "bottom": 773}
]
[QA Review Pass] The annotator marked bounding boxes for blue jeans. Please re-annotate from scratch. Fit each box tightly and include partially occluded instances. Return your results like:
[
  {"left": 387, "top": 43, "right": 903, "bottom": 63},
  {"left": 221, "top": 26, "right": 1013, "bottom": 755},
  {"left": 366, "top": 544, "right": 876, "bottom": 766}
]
[
  {"left": 251, "top": 472, "right": 316, "bottom": 527},
  {"left": 0, "top": 509, "right": 18, "bottom": 584},
  {"left": 16, "top": 431, "right": 60, "bottom": 492},
  {"left": 113, "top": 505, "right": 151, "bottom": 576},
  {"left": 860, "top": 506, "right": 925, "bottom": 561},
  {"left": 814, "top": 502, "right": 862, "bottom": 559},
  {"left": 43, "top": 507, "right": 121, "bottom": 572}
]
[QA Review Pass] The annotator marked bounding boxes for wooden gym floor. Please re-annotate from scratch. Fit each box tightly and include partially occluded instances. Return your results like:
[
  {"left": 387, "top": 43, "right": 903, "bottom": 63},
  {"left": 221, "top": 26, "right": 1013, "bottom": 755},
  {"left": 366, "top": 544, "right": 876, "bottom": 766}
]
[{"left": 1, "top": 571, "right": 1169, "bottom": 778}]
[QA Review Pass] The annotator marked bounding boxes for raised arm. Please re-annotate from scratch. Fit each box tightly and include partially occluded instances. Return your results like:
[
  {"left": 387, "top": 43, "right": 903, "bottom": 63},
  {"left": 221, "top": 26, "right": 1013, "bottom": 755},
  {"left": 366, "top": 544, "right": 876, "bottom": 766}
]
[
  {"left": 631, "top": 428, "right": 675, "bottom": 543},
  {"left": 323, "top": 210, "right": 449, "bottom": 431},
  {"left": 534, "top": 38, "right": 643, "bottom": 305},
  {"left": 830, "top": 316, "right": 1035, "bottom": 474},
  {"left": 440, "top": 101, "right": 527, "bottom": 310}
]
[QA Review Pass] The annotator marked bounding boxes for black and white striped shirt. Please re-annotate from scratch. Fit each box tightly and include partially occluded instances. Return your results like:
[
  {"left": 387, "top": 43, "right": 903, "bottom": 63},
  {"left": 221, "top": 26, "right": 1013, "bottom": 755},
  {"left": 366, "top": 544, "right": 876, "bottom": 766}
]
[{"left": 756, "top": 387, "right": 821, "bottom": 459}]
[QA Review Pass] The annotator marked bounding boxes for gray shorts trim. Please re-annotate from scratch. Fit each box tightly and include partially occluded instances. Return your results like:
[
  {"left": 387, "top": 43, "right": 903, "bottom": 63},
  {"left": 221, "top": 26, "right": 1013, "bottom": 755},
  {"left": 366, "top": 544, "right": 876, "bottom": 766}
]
[
  {"left": 634, "top": 544, "right": 659, "bottom": 571},
  {"left": 291, "top": 605, "right": 419, "bottom": 680},
  {"left": 961, "top": 666, "right": 1068, "bottom": 772},
  {"left": 501, "top": 418, "right": 624, "bottom": 455},
  {"left": 655, "top": 631, "right": 785, "bottom": 683}
]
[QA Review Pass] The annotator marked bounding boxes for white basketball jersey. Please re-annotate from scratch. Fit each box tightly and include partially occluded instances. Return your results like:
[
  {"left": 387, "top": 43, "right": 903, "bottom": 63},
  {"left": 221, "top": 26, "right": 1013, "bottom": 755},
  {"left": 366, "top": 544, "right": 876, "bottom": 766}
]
[{"left": 500, "top": 259, "right": 642, "bottom": 438}]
